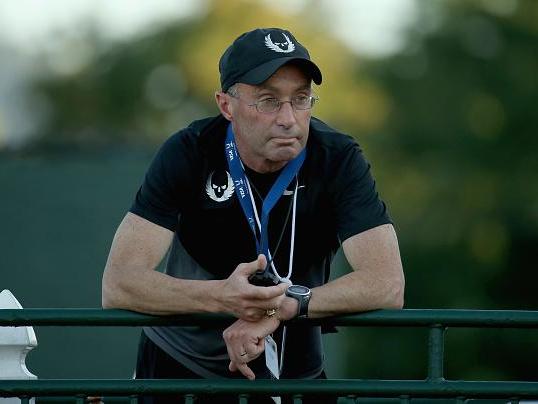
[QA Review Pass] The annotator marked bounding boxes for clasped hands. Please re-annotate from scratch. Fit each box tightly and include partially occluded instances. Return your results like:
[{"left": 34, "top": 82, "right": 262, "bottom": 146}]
[{"left": 219, "top": 255, "right": 298, "bottom": 380}]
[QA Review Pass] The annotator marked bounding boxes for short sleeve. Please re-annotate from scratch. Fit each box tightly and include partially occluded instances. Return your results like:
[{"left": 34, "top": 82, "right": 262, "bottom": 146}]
[
  {"left": 129, "top": 131, "right": 198, "bottom": 232},
  {"left": 330, "top": 140, "right": 391, "bottom": 242}
]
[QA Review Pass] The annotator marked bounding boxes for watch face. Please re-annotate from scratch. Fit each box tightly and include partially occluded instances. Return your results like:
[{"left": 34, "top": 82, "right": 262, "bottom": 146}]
[{"left": 289, "top": 285, "right": 310, "bottom": 295}]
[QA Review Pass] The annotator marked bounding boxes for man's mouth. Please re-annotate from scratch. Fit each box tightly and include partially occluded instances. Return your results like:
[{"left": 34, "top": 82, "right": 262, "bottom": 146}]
[{"left": 271, "top": 135, "right": 300, "bottom": 144}]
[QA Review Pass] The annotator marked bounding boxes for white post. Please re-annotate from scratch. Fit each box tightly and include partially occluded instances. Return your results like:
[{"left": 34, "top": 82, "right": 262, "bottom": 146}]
[{"left": 0, "top": 290, "right": 37, "bottom": 403}]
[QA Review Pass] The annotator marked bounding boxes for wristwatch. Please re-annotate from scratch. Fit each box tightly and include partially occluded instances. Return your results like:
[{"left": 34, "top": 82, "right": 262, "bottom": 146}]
[{"left": 285, "top": 284, "right": 312, "bottom": 318}]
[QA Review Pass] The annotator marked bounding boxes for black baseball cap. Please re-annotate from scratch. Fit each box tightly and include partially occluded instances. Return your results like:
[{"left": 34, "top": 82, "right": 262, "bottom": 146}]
[{"left": 219, "top": 28, "right": 322, "bottom": 92}]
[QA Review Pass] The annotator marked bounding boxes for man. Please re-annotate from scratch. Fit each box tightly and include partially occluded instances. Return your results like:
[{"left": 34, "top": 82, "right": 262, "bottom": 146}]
[{"left": 102, "top": 27, "right": 404, "bottom": 403}]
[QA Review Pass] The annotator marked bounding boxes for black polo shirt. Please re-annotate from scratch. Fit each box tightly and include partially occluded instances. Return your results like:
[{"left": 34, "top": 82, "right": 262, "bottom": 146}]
[{"left": 130, "top": 114, "right": 391, "bottom": 378}]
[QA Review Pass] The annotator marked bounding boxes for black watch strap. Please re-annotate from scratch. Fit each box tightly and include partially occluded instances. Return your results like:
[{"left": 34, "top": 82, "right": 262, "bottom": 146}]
[{"left": 297, "top": 294, "right": 310, "bottom": 317}]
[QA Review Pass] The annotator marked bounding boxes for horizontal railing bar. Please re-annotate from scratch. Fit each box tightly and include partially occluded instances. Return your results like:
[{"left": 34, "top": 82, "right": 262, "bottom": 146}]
[
  {"left": 0, "top": 309, "right": 234, "bottom": 327},
  {"left": 1, "top": 309, "right": 538, "bottom": 328},
  {"left": 0, "top": 379, "right": 537, "bottom": 398}
]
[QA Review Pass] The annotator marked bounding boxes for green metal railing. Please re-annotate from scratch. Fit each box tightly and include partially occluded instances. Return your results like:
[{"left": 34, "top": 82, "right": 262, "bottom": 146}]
[{"left": 1, "top": 309, "right": 538, "bottom": 402}]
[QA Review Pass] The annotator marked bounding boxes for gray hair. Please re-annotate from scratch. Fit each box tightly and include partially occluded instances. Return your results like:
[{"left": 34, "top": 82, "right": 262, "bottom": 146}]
[{"left": 226, "top": 83, "right": 240, "bottom": 98}]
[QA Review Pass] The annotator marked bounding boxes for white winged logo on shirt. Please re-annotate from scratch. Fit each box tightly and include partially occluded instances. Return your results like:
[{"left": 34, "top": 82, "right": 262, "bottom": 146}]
[
  {"left": 205, "top": 170, "right": 235, "bottom": 202},
  {"left": 264, "top": 33, "right": 295, "bottom": 53}
]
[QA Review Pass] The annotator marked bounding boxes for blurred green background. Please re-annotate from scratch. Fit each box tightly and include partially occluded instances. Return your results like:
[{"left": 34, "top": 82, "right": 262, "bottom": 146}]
[{"left": 1, "top": 0, "right": 537, "bottom": 383}]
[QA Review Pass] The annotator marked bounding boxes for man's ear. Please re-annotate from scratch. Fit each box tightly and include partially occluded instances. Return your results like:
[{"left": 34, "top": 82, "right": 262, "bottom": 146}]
[{"left": 215, "top": 91, "right": 233, "bottom": 121}]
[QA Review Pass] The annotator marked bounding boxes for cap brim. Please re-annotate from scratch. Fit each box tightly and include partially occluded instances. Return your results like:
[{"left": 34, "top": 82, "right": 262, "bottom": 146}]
[{"left": 239, "top": 57, "right": 322, "bottom": 87}]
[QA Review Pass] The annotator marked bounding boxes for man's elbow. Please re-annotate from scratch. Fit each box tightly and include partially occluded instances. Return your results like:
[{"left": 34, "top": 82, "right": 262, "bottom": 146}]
[
  {"left": 101, "top": 289, "right": 116, "bottom": 309},
  {"left": 102, "top": 283, "right": 118, "bottom": 309},
  {"left": 388, "top": 276, "right": 405, "bottom": 309},
  {"left": 101, "top": 270, "right": 125, "bottom": 309},
  {"left": 391, "top": 293, "right": 405, "bottom": 310}
]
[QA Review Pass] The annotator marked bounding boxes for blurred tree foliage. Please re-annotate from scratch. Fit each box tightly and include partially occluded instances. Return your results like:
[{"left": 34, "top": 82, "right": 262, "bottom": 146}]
[
  {"left": 29, "top": 0, "right": 383, "bottom": 149},
  {"left": 369, "top": 0, "right": 538, "bottom": 309},
  {"left": 354, "top": 0, "right": 538, "bottom": 381},
  {"left": 5, "top": 0, "right": 538, "bottom": 382}
]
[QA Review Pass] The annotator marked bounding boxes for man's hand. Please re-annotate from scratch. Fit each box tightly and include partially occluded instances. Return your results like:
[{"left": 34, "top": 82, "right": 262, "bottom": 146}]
[
  {"left": 222, "top": 316, "right": 280, "bottom": 380},
  {"left": 218, "top": 255, "right": 287, "bottom": 321}
]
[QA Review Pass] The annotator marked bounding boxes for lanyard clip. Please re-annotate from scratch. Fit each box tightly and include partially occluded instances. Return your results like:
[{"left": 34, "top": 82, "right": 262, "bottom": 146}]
[{"left": 248, "top": 265, "right": 281, "bottom": 286}]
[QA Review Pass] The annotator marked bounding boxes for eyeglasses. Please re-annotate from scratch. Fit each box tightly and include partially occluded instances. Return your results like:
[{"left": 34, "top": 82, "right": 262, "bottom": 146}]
[{"left": 228, "top": 93, "right": 319, "bottom": 114}]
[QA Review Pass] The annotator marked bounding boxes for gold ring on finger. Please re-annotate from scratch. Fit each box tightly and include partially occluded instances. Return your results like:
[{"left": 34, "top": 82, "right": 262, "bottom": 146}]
[{"left": 265, "top": 308, "right": 277, "bottom": 317}]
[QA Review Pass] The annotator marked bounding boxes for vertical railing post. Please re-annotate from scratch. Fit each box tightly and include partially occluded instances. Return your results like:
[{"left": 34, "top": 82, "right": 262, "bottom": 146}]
[
  {"left": 184, "top": 394, "right": 195, "bottom": 404},
  {"left": 292, "top": 394, "right": 303, "bottom": 404},
  {"left": 427, "top": 325, "right": 446, "bottom": 381}
]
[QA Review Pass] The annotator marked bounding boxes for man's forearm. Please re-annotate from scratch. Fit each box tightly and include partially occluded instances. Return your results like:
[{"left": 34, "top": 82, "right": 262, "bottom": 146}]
[
  {"left": 102, "top": 267, "right": 223, "bottom": 315},
  {"left": 102, "top": 214, "right": 287, "bottom": 319},
  {"left": 307, "top": 268, "right": 404, "bottom": 318},
  {"left": 305, "top": 224, "right": 405, "bottom": 318},
  {"left": 102, "top": 254, "right": 287, "bottom": 320}
]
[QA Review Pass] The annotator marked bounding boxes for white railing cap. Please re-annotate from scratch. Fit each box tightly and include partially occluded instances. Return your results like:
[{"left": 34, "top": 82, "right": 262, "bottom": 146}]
[
  {"left": 0, "top": 290, "right": 37, "bottom": 346},
  {"left": 0, "top": 289, "right": 38, "bottom": 381}
]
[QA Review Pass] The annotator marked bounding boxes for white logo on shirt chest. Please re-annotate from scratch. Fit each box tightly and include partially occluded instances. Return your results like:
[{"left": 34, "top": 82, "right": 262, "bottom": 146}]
[{"left": 205, "top": 170, "right": 235, "bottom": 202}]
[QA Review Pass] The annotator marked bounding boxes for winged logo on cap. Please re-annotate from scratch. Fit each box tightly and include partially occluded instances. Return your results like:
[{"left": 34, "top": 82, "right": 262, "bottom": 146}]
[{"left": 264, "top": 33, "right": 295, "bottom": 53}]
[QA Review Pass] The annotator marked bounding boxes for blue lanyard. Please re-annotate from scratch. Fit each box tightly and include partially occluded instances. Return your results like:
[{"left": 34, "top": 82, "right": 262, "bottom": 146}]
[{"left": 225, "top": 123, "right": 306, "bottom": 257}]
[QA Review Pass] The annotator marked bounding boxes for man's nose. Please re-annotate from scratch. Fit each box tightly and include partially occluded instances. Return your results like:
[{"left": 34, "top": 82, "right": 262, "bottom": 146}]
[{"left": 275, "top": 101, "right": 297, "bottom": 128}]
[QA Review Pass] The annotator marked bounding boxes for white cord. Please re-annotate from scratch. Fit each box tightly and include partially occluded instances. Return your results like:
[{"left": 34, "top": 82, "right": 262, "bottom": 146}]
[
  {"left": 276, "top": 179, "right": 299, "bottom": 374},
  {"left": 244, "top": 176, "right": 297, "bottom": 283},
  {"left": 244, "top": 174, "right": 299, "bottom": 377},
  {"left": 287, "top": 179, "right": 298, "bottom": 282},
  {"left": 279, "top": 325, "right": 287, "bottom": 375}
]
